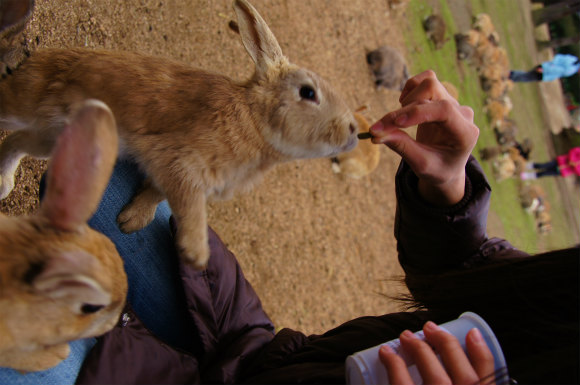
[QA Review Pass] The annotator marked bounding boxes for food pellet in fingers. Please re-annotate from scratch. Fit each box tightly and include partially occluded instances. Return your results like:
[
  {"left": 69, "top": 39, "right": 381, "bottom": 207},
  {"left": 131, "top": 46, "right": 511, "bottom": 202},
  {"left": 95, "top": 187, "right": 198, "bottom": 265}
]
[{"left": 357, "top": 132, "right": 373, "bottom": 140}]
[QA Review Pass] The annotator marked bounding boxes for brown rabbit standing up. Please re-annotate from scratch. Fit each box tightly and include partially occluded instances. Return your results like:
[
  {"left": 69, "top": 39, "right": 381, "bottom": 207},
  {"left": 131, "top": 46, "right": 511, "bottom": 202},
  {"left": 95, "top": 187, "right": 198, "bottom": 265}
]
[
  {"left": 0, "top": 100, "right": 127, "bottom": 372},
  {"left": 0, "top": 0, "right": 359, "bottom": 269}
]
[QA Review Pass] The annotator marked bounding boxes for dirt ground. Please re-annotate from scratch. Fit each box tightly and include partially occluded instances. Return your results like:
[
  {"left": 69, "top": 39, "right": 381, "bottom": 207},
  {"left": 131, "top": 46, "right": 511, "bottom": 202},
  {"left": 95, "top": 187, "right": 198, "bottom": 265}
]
[{"left": 1, "top": 0, "right": 573, "bottom": 337}]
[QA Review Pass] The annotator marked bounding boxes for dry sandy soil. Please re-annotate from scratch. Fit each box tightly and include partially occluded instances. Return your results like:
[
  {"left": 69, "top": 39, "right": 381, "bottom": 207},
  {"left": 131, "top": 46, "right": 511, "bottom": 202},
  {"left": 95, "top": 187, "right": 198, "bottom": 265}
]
[{"left": 2, "top": 0, "right": 572, "bottom": 337}]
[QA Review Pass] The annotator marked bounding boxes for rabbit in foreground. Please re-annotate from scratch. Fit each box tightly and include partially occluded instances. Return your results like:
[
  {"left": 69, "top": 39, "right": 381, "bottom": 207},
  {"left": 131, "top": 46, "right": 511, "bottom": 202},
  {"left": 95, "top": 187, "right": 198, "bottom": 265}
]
[
  {"left": 0, "top": 100, "right": 127, "bottom": 372},
  {"left": 331, "top": 107, "right": 380, "bottom": 179},
  {"left": 366, "top": 45, "right": 409, "bottom": 91},
  {"left": 0, "top": 0, "right": 359, "bottom": 269}
]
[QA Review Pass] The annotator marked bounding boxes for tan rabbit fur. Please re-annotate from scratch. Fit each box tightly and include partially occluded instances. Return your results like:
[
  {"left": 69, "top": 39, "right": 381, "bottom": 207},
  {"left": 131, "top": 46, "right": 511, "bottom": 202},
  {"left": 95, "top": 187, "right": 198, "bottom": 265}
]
[
  {"left": 423, "top": 14, "right": 448, "bottom": 49},
  {"left": 0, "top": 100, "right": 127, "bottom": 372},
  {"left": 518, "top": 183, "right": 552, "bottom": 234},
  {"left": 490, "top": 147, "right": 527, "bottom": 182},
  {"left": 0, "top": 0, "right": 34, "bottom": 77},
  {"left": 441, "top": 81, "right": 459, "bottom": 101},
  {"left": 366, "top": 45, "right": 409, "bottom": 91},
  {"left": 472, "top": 13, "right": 495, "bottom": 40},
  {"left": 331, "top": 108, "right": 380, "bottom": 179},
  {"left": 0, "top": 0, "right": 359, "bottom": 269},
  {"left": 484, "top": 96, "right": 513, "bottom": 127},
  {"left": 454, "top": 30, "right": 481, "bottom": 62}
]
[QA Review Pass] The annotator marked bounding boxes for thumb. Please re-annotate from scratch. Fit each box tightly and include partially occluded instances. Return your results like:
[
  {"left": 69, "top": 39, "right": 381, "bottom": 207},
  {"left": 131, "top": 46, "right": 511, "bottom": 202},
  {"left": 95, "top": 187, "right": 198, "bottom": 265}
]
[{"left": 375, "top": 128, "right": 428, "bottom": 170}]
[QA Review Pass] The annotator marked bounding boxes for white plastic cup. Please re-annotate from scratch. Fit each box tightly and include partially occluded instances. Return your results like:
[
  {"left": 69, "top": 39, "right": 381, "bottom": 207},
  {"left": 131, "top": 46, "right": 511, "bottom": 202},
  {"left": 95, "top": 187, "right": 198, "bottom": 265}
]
[{"left": 345, "top": 312, "right": 507, "bottom": 385}]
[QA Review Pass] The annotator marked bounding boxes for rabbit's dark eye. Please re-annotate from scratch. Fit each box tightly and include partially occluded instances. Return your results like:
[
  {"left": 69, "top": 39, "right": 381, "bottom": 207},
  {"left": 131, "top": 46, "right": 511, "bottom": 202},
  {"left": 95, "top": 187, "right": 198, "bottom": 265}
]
[
  {"left": 299, "top": 85, "right": 316, "bottom": 101},
  {"left": 81, "top": 304, "right": 105, "bottom": 314}
]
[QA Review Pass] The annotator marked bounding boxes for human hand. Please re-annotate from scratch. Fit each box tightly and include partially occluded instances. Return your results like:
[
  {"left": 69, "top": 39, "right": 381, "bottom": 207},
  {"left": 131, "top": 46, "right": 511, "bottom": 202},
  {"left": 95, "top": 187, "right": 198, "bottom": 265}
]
[
  {"left": 378, "top": 321, "right": 496, "bottom": 385},
  {"left": 370, "top": 70, "right": 479, "bottom": 206}
]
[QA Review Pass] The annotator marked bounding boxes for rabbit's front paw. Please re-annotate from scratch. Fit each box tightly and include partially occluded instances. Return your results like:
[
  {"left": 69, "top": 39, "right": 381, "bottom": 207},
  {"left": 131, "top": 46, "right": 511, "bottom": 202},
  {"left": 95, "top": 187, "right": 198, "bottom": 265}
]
[
  {"left": 117, "top": 201, "right": 157, "bottom": 233},
  {"left": 0, "top": 174, "right": 15, "bottom": 200},
  {"left": 176, "top": 234, "right": 210, "bottom": 270}
]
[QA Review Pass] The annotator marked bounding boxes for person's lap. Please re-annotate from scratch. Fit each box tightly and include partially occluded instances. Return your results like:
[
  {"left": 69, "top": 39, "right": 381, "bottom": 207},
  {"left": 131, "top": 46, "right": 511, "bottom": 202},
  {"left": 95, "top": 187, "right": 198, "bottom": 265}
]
[
  {"left": 0, "top": 339, "right": 96, "bottom": 385},
  {"left": 0, "top": 160, "right": 191, "bottom": 384},
  {"left": 87, "top": 160, "right": 192, "bottom": 349}
]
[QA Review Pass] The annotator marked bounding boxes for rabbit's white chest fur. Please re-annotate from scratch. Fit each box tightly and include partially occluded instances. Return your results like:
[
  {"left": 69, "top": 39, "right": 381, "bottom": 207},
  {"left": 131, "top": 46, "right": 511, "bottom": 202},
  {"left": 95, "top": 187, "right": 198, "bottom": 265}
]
[{"left": 205, "top": 160, "right": 266, "bottom": 200}]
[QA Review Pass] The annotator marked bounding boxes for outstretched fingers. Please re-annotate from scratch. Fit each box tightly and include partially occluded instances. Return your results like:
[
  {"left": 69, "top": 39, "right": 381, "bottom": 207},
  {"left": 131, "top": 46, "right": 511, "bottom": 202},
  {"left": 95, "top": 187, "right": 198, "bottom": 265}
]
[
  {"left": 371, "top": 99, "right": 466, "bottom": 133},
  {"left": 370, "top": 99, "right": 474, "bottom": 162},
  {"left": 399, "top": 69, "right": 439, "bottom": 103},
  {"left": 399, "top": 70, "right": 460, "bottom": 106},
  {"left": 402, "top": 80, "right": 460, "bottom": 109},
  {"left": 370, "top": 121, "right": 428, "bottom": 175}
]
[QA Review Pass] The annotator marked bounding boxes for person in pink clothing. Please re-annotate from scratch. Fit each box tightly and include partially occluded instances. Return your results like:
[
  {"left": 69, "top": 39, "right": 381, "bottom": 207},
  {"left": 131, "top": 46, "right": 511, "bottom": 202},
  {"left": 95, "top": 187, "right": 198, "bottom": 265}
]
[{"left": 520, "top": 146, "right": 580, "bottom": 179}]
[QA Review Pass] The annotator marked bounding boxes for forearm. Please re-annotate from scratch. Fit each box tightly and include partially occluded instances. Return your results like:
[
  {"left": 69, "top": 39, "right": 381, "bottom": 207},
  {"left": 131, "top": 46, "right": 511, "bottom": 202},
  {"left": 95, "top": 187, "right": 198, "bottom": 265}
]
[
  {"left": 394, "top": 156, "right": 492, "bottom": 273},
  {"left": 417, "top": 169, "right": 466, "bottom": 207}
]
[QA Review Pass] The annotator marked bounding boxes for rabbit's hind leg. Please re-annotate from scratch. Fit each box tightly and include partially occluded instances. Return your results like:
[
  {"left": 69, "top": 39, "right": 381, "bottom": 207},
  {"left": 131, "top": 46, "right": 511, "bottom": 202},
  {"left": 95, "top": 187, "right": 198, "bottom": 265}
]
[
  {"left": 117, "top": 177, "right": 165, "bottom": 233},
  {"left": 2, "top": 343, "right": 70, "bottom": 372},
  {"left": 0, "top": 130, "right": 55, "bottom": 199}
]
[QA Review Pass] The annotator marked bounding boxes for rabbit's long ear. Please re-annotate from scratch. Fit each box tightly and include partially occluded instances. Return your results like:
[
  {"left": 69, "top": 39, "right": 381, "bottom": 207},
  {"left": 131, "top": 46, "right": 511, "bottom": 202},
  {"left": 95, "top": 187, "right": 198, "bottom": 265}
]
[
  {"left": 0, "top": 0, "right": 34, "bottom": 36},
  {"left": 233, "top": 0, "right": 286, "bottom": 74},
  {"left": 32, "top": 250, "right": 111, "bottom": 312},
  {"left": 40, "top": 100, "right": 118, "bottom": 232}
]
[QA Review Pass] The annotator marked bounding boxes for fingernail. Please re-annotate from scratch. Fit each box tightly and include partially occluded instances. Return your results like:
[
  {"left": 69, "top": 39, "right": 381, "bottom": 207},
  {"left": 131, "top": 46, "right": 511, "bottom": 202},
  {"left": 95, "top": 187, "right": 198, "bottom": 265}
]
[
  {"left": 424, "top": 321, "right": 440, "bottom": 332},
  {"left": 380, "top": 345, "right": 394, "bottom": 354},
  {"left": 399, "top": 91, "right": 407, "bottom": 103},
  {"left": 372, "top": 132, "right": 390, "bottom": 145},
  {"left": 394, "top": 114, "right": 407, "bottom": 126},
  {"left": 469, "top": 328, "right": 484, "bottom": 344},
  {"left": 401, "top": 330, "right": 415, "bottom": 340},
  {"left": 370, "top": 120, "right": 384, "bottom": 133}
]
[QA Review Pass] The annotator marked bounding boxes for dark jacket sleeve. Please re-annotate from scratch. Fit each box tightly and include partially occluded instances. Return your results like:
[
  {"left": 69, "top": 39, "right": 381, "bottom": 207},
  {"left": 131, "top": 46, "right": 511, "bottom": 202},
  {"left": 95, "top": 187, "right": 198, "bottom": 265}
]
[
  {"left": 241, "top": 311, "right": 436, "bottom": 384},
  {"left": 179, "top": 227, "right": 276, "bottom": 384},
  {"left": 394, "top": 156, "right": 525, "bottom": 275},
  {"left": 76, "top": 227, "right": 275, "bottom": 385}
]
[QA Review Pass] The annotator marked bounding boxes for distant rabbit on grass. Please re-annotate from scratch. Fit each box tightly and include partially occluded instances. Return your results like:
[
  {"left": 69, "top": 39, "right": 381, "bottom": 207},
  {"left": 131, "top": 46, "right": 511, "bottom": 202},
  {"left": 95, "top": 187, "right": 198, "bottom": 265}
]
[
  {"left": 0, "top": 100, "right": 127, "bottom": 372},
  {"left": 423, "top": 14, "right": 448, "bottom": 49},
  {"left": 0, "top": 0, "right": 358, "bottom": 269},
  {"left": 366, "top": 45, "right": 409, "bottom": 91}
]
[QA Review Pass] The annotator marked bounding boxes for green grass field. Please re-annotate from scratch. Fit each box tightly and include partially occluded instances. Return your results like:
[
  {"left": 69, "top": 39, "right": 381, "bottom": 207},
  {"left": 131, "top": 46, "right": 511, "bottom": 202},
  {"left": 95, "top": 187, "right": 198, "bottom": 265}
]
[{"left": 403, "top": 0, "right": 577, "bottom": 253}]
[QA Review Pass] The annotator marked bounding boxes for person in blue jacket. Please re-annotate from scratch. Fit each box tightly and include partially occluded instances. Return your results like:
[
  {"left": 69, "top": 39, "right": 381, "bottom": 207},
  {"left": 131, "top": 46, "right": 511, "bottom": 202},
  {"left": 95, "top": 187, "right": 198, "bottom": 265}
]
[{"left": 509, "top": 53, "right": 580, "bottom": 82}]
